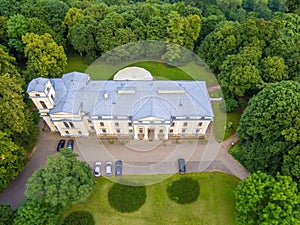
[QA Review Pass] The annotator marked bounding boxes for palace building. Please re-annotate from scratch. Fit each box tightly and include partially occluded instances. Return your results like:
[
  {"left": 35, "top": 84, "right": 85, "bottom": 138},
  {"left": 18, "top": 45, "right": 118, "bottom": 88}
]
[{"left": 27, "top": 71, "right": 214, "bottom": 140}]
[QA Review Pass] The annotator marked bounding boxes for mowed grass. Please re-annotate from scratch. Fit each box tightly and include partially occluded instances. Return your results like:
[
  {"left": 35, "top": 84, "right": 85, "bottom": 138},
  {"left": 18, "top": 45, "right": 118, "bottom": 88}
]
[
  {"left": 59, "top": 172, "right": 239, "bottom": 225},
  {"left": 64, "top": 52, "right": 89, "bottom": 73},
  {"left": 212, "top": 102, "right": 241, "bottom": 142}
]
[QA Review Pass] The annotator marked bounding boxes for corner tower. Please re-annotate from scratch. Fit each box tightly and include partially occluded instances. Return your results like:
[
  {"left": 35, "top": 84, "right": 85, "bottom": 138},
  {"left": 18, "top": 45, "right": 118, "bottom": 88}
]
[{"left": 27, "top": 78, "right": 55, "bottom": 112}]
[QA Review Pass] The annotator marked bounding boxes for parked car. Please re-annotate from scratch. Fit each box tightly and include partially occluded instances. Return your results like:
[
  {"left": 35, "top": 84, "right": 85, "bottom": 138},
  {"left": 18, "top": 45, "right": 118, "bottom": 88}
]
[
  {"left": 115, "top": 160, "right": 122, "bottom": 176},
  {"left": 57, "top": 139, "right": 65, "bottom": 151},
  {"left": 178, "top": 158, "right": 186, "bottom": 174},
  {"left": 66, "top": 139, "right": 74, "bottom": 150},
  {"left": 94, "top": 162, "right": 101, "bottom": 177},
  {"left": 105, "top": 161, "right": 113, "bottom": 176}
]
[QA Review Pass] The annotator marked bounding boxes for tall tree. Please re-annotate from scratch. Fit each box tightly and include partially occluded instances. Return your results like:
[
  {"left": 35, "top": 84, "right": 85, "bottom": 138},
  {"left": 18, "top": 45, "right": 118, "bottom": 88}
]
[
  {"left": 218, "top": 46, "right": 263, "bottom": 96},
  {"left": 25, "top": 149, "right": 94, "bottom": 208},
  {"left": 69, "top": 16, "right": 97, "bottom": 56},
  {"left": 6, "top": 14, "right": 28, "bottom": 52},
  {"left": 0, "top": 0, "right": 21, "bottom": 17},
  {"left": 22, "top": 33, "right": 67, "bottom": 79},
  {"left": 198, "top": 21, "right": 240, "bottom": 72},
  {"left": 182, "top": 14, "right": 201, "bottom": 50},
  {"left": 21, "top": 0, "right": 69, "bottom": 33},
  {"left": 96, "top": 12, "right": 136, "bottom": 53},
  {"left": 235, "top": 171, "right": 300, "bottom": 225},
  {"left": 13, "top": 199, "right": 58, "bottom": 225},
  {"left": 236, "top": 81, "right": 300, "bottom": 174},
  {"left": 259, "top": 56, "right": 288, "bottom": 82},
  {"left": 0, "top": 131, "right": 25, "bottom": 191}
]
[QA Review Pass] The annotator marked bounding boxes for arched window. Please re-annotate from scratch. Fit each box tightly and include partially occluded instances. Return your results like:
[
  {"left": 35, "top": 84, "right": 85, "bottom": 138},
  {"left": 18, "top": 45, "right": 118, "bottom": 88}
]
[
  {"left": 40, "top": 101, "right": 47, "bottom": 109},
  {"left": 63, "top": 122, "right": 70, "bottom": 128}
]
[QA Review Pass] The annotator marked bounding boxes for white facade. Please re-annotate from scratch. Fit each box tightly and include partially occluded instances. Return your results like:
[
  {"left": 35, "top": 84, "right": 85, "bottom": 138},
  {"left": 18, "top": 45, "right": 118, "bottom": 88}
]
[{"left": 27, "top": 72, "right": 214, "bottom": 140}]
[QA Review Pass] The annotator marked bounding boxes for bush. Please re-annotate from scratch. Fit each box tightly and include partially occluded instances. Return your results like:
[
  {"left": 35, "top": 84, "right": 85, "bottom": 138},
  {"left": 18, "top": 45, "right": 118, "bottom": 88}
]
[
  {"left": 63, "top": 211, "right": 95, "bottom": 225},
  {"left": 0, "top": 205, "right": 14, "bottom": 225},
  {"left": 220, "top": 98, "right": 238, "bottom": 112},
  {"left": 109, "top": 139, "right": 114, "bottom": 144},
  {"left": 167, "top": 178, "right": 200, "bottom": 204},
  {"left": 176, "top": 139, "right": 181, "bottom": 144},
  {"left": 108, "top": 183, "right": 146, "bottom": 213}
]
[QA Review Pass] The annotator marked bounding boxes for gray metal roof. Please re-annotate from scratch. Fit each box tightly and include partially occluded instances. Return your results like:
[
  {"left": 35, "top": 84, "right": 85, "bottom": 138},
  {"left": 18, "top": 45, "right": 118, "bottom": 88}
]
[
  {"left": 27, "top": 77, "right": 49, "bottom": 92},
  {"left": 28, "top": 72, "right": 214, "bottom": 119}
]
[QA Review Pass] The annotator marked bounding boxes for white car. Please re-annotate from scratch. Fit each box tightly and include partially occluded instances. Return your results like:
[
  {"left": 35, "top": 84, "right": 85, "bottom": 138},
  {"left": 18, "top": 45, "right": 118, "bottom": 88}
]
[
  {"left": 105, "top": 161, "right": 113, "bottom": 176},
  {"left": 94, "top": 162, "right": 101, "bottom": 177}
]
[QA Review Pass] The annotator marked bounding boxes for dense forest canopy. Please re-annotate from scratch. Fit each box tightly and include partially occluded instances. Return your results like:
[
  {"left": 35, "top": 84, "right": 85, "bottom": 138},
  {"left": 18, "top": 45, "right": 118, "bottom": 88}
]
[{"left": 0, "top": 0, "right": 299, "bottom": 223}]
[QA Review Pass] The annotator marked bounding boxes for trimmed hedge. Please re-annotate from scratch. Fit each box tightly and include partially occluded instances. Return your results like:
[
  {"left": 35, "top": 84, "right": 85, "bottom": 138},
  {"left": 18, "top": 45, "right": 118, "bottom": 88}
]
[
  {"left": 167, "top": 177, "right": 200, "bottom": 204},
  {"left": 63, "top": 211, "right": 95, "bottom": 225},
  {"left": 108, "top": 183, "right": 146, "bottom": 213}
]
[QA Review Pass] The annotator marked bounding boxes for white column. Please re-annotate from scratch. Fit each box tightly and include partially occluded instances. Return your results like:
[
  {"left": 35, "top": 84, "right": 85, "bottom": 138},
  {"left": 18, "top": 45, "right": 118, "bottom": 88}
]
[
  {"left": 144, "top": 126, "right": 148, "bottom": 140},
  {"left": 134, "top": 125, "right": 138, "bottom": 140},
  {"left": 201, "top": 122, "right": 210, "bottom": 135},
  {"left": 164, "top": 125, "right": 169, "bottom": 140},
  {"left": 154, "top": 126, "right": 158, "bottom": 140}
]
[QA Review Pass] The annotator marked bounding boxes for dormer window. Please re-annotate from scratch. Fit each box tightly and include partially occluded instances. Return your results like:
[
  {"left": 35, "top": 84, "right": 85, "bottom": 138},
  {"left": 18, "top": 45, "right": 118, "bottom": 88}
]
[{"left": 46, "top": 87, "right": 50, "bottom": 92}]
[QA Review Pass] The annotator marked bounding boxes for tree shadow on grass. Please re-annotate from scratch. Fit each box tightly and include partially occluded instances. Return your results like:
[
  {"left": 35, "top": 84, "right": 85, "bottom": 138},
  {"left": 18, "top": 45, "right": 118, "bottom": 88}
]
[
  {"left": 63, "top": 211, "right": 95, "bottom": 225},
  {"left": 167, "top": 177, "right": 200, "bottom": 204},
  {"left": 108, "top": 183, "right": 146, "bottom": 213}
]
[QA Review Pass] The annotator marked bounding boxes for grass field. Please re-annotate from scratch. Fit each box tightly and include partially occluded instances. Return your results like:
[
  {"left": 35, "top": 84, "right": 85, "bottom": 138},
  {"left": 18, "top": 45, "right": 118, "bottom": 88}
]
[
  {"left": 212, "top": 103, "right": 241, "bottom": 142},
  {"left": 59, "top": 172, "right": 239, "bottom": 225},
  {"left": 64, "top": 52, "right": 89, "bottom": 73}
]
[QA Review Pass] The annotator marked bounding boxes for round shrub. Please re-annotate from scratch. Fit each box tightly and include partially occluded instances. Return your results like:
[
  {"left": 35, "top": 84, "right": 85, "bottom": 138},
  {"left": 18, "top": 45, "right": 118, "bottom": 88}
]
[
  {"left": 167, "top": 177, "right": 200, "bottom": 204},
  {"left": 63, "top": 211, "right": 95, "bottom": 225},
  {"left": 108, "top": 183, "right": 146, "bottom": 213}
]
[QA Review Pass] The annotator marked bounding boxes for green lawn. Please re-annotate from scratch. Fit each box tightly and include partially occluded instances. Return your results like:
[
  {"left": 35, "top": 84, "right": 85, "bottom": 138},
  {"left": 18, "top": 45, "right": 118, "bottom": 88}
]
[
  {"left": 212, "top": 102, "right": 241, "bottom": 142},
  {"left": 59, "top": 172, "right": 239, "bottom": 225},
  {"left": 64, "top": 52, "right": 89, "bottom": 73}
]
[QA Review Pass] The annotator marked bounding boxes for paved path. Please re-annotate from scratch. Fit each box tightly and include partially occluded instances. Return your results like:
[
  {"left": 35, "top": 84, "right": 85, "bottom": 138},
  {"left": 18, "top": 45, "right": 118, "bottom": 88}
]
[{"left": 0, "top": 122, "right": 248, "bottom": 210}]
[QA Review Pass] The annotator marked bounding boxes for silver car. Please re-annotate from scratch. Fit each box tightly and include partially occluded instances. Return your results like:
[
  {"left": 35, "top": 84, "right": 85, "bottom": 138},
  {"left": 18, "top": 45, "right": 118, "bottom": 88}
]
[
  {"left": 94, "top": 162, "right": 101, "bottom": 177},
  {"left": 105, "top": 161, "right": 113, "bottom": 176}
]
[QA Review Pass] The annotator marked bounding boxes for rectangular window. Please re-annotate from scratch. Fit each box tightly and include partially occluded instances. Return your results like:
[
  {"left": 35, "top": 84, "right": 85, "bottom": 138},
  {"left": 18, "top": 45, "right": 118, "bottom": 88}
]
[
  {"left": 196, "top": 128, "right": 200, "bottom": 133},
  {"left": 169, "top": 129, "right": 174, "bottom": 133},
  {"left": 159, "top": 129, "right": 164, "bottom": 133},
  {"left": 51, "top": 94, "right": 54, "bottom": 101},
  {"left": 171, "top": 122, "right": 175, "bottom": 127},
  {"left": 116, "top": 129, "right": 120, "bottom": 133},
  {"left": 100, "top": 122, "right": 104, "bottom": 127},
  {"left": 128, "top": 122, "right": 132, "bottom": 127},
  {"left": 88, "top": 119, "right": 93, "bottom": 124},
  {"left": 63, "top": 122, "right": 70, "bottom": 129},
  {"left": 183, "top": 122, "right": 188, "bottom": 127},
  {"left": 182, "top": 129, "right": 186, "bottom": 133},
  {"left": 69, "top": 122, "right": 75, "bottom": 128},
  {"left": 78, "top": 131, "right": 82, "bottom": 135},
  {"left": 198, "top": 122, "right": 202, "bottom": 127},
  {"left": 115, "top": 122, "right": 119, "bottom": 127},
  {"left": 40, "top": 101, "right": 47, "bottom": 109},
  {"left": 129, "top": 129, "right": 133, "bottom": 133},
  {"left": 90, "top": 126, "right": 95, "bottom": 130},
  {"left": 65, "top": 131, "right": 69, "bottom": 134},
  {"left": 35, "top": 94, "right": 40, "bottom": 96},
  {"left": 139, "top": 128, "right": 143, "bottom": 133},
  {"left": 102, "top": 129, "right": 106, "bottom": 133}
]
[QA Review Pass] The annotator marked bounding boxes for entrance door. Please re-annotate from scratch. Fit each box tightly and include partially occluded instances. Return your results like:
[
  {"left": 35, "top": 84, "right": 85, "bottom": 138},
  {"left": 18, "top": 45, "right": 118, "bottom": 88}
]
[{"left": 148, "top": 128, "right": 155, "bottom": 140}]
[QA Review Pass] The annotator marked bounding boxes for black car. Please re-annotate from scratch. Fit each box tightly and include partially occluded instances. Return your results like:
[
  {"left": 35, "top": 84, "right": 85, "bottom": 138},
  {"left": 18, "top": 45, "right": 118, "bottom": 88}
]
[
  {"left": 115, "top": 160, "right": 122, "bottom": 176},
  {"left": 178, "top": 158, "right": 186, "bottom": 174},
  {"left": 57, "top": 139, "right": 65, "bottom": 151},
  {"left": 67, "top": 140, "right": 74, "bottom": 150}
]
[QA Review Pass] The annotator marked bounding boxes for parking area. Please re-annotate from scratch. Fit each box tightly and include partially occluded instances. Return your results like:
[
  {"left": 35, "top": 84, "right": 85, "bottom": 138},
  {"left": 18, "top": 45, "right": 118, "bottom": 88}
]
[{"left": 0, "top": 122, "right": 249, "bottom": 209}]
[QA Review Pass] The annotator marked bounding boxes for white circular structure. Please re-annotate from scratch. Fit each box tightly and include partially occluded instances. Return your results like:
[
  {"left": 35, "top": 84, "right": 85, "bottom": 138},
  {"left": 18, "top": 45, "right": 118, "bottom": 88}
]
[{"left": 113, "top": 66, "right": 153, "bottom": 80}]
